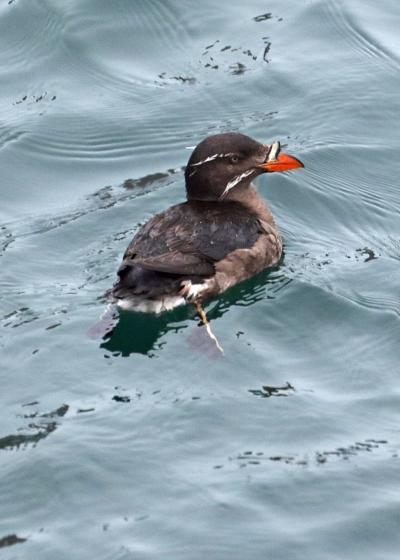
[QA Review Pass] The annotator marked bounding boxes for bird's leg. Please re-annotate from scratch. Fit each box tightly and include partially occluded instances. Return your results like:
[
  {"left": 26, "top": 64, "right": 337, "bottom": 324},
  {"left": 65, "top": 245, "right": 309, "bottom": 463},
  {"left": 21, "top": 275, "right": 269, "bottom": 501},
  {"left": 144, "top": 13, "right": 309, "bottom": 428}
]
[
  {"left": 180, "top": 280, "right": 223, "bottom": 353},
  {"left": 180, "top": 279, "right": 208, "bottom": 302},
  {"left": 193, "top": 302, "right": 224, "bottom": 354}
]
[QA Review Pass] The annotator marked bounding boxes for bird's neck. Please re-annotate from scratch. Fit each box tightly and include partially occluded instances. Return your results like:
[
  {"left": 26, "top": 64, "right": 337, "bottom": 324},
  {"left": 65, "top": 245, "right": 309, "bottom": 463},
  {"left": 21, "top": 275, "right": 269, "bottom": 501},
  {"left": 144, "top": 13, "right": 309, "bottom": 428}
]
[{"left": 226, "top": 184, "right": 276, "bottom": 224}]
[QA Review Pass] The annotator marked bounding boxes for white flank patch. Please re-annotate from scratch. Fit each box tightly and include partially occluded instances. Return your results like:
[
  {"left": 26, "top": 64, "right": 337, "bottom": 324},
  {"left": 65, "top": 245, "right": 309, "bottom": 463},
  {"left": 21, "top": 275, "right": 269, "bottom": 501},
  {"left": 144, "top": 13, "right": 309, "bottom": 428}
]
[
  {"left": 220, "top": 169, "right": 254, "bottom": 199},
  {"left": 116, "top": 296, "right": 185, "bottom": 314}
]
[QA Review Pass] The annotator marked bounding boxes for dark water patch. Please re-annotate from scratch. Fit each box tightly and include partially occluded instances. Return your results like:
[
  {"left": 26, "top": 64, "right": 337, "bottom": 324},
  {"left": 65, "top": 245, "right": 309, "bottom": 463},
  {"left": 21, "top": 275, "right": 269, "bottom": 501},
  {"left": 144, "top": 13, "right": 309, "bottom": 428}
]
[
  {"left": 0, "top": 533, "right": 26, "bottom": 548},
  {"left": 156, "top": 73, "right": 196, "bottom": 85},
  {"left": 262, "top": 39, "right": 271, "bottom": 62},
  {"left": 1, "top": 302, "right": 70, "bottom": 333},
  {"left": 45, "top": 322, "right": 62, "bottom": 330},
  {"left": 253, "top": 13, "right": 272, "bottom": 23},
  {"left": 249, "top": 382, "right": 295, "bottom": 398},
  {"left": 203, "top": 63, "right": 219, "bottom": 70},
  {"left": 24, "top": 403, "right": 68, "bottom": 419},
  {"left": 230, "top": 439, "right": 389, "bottom": 469},
  {"left": 229, "top": 62, "right": 247, "bottom": 75},
  {"left": 13, "top": 92, "right": 57, "bottom": 106},
  {"left": 356, "top": 247, "right": 378, "bottom": 262},
  {"left": 0, "top": 404, "right": 68, "bottom": 451},
  {"left": 0, "top": 424, "right": 55, "bottom": 451},
  {"left": 122, "top": 167, "right": 182, "bottom": 190},
  {"left": 2, "top": 306, "right": 39, "bottom": 329},
  {"left": 315, "top": 439, "right": 389, "bottom": 464},
  {"left": 242, "top": 49, "right": 257, "bottom": 60},
  {"left": 112, "top": 395, "right": 131, "bottom": 403},
  {"left": 100, "top": 306, "right": 190, "bottom": 357},
  {"left": 197, "top": 28, "right": 276, "bottom": 80},
  {"left": 204, "top": 40, "right": 219, "bottom": 52},
  {"left": 0, "top": 224, "right": 15, "bottom": 256},
  {"left": 0, "top": 168, "right": 181, "bottom": 253}
]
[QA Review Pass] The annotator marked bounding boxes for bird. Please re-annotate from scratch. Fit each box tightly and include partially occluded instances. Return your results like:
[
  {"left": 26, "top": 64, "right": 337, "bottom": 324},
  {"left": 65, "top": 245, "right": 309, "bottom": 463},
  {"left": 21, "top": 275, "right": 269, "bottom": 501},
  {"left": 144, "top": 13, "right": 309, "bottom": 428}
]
[{"left": 112, "top": 132, "right": 303, "bottom": 315}]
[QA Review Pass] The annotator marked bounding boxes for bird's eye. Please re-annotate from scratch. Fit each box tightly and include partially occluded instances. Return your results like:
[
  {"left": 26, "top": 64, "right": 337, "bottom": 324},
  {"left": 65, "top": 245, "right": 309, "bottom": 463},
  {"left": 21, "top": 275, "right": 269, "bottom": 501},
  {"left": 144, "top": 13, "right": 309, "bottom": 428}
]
[{"left": 230, "top": 155, "right": 239, "bottom": 164}]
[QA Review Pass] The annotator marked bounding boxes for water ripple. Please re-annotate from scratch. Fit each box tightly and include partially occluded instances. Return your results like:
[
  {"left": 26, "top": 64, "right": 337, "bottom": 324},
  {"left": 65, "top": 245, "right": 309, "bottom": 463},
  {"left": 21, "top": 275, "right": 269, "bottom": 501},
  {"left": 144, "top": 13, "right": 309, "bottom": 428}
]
[
  {"left": 0, "top": 0, "right": 66, "bottom": 72},
  {"left": 325, "top": 0, "right": 400, "bottom": 72},
  {"left": 0, "top": 124, "right": 26, "bottom": 151}
]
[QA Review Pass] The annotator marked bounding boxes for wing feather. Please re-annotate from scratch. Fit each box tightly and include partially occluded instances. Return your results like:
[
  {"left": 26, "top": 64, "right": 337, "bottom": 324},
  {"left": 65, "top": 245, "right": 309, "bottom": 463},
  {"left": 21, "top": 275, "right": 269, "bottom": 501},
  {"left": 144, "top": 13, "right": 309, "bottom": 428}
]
[{"left": 122, "top": 200, "right": 262, "bottom": 277}]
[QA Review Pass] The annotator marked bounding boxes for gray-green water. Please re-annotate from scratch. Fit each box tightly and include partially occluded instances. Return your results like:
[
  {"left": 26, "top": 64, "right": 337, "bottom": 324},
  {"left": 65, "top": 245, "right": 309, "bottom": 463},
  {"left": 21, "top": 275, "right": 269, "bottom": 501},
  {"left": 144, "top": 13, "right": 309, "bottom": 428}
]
[{"left": 1, "top": 1, "right": 400, "bottom": 558}]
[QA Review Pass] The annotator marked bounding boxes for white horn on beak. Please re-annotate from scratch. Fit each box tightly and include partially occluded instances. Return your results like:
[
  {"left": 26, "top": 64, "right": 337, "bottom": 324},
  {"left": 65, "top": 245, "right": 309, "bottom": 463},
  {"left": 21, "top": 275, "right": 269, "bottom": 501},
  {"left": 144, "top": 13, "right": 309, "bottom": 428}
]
[{"left": 267, "top": 141, "right": 281, "bottom": 162}]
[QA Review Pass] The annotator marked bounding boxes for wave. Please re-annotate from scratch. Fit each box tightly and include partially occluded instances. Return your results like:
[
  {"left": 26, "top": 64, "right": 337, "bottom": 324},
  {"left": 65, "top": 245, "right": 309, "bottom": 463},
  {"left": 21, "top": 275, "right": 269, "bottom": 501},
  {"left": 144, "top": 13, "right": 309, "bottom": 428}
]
[{"left": 324, "top": 0, "right": 400, "bottom": 73}]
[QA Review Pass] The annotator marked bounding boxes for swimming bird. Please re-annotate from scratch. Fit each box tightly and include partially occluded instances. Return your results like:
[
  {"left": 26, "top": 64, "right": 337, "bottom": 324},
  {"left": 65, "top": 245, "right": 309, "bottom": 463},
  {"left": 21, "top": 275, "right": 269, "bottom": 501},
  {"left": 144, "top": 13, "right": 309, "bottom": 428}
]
[{"left": 112, "top": 132, "right": 303, "bottom": 314}]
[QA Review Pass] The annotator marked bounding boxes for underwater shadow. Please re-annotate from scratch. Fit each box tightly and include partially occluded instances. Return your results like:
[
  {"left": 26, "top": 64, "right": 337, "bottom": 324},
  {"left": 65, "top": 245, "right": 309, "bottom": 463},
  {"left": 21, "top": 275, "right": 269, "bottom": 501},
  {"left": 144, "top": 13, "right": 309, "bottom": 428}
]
[{"left": 100, "top": 265, "right": 289, "bottom": 357}]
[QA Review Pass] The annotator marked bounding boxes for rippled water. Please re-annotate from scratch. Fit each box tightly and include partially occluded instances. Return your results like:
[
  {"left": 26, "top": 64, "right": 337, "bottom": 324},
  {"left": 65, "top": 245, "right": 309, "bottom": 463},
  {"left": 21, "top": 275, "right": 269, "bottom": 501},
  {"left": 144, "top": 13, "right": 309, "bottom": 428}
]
[{"left": 1, "top": 0, "right": 400, "bottom": 558}]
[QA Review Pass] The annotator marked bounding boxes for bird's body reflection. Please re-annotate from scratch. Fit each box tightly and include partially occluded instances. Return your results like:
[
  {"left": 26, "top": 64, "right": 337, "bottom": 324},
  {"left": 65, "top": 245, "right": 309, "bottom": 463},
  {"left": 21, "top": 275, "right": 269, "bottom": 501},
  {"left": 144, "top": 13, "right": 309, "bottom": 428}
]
[{"left": 98, "top": 266, "right": 287, "bottom": 357}]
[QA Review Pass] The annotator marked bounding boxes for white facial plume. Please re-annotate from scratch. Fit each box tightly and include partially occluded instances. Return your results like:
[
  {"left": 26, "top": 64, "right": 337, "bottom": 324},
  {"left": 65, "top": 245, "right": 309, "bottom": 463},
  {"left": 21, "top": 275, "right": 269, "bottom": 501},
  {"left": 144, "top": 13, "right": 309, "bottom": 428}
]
[{"left": 219, "top": 169, "right": 255, "bottom": 200}]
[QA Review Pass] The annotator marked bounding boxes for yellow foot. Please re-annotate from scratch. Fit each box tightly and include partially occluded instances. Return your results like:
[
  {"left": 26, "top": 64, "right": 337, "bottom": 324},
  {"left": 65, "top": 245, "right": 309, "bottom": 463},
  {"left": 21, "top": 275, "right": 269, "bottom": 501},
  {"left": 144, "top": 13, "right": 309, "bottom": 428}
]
[{"left": 194, "top": 302, "right": 224, "bottom": 354}]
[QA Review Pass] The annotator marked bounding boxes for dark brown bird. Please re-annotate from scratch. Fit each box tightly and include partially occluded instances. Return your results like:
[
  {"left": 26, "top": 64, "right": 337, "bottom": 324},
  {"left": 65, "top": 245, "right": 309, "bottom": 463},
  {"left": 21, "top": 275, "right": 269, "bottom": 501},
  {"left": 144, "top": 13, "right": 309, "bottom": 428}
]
[{"left": 112, "top": 132, "right": 303, "bottom": 313}]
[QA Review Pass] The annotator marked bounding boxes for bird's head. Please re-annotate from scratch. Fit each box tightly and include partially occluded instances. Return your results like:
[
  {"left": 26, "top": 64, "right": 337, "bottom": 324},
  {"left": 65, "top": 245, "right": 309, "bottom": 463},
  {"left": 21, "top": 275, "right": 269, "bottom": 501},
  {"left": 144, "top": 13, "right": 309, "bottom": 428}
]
[{"left": 185, "top": 132, "right": 303, "bottom": 201}]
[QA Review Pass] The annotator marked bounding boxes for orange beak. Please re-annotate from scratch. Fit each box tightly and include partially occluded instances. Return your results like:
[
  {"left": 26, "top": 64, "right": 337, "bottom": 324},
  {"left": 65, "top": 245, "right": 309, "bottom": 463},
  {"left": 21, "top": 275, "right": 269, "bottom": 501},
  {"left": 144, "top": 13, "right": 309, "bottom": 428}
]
[{"left": 258, "top": 150, "right": 304, "bottom": 173}]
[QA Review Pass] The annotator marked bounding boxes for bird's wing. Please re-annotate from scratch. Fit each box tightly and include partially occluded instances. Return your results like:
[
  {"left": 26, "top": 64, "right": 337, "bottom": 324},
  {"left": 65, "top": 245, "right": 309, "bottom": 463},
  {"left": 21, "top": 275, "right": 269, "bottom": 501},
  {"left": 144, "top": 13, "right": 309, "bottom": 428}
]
[
  {"left": 129, "top": 252, "right": 215, "bottom": 276},
  {"left": 122, "top": 201, "right": 262, "bottom": 276}
]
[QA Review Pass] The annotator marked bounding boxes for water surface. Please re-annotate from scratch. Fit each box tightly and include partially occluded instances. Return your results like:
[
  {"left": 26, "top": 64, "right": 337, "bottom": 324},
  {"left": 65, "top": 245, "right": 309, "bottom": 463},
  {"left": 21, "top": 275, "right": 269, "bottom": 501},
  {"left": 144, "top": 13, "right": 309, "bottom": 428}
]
[{"left": 1, "top": 1, "right": 400, "bottom": 558}]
